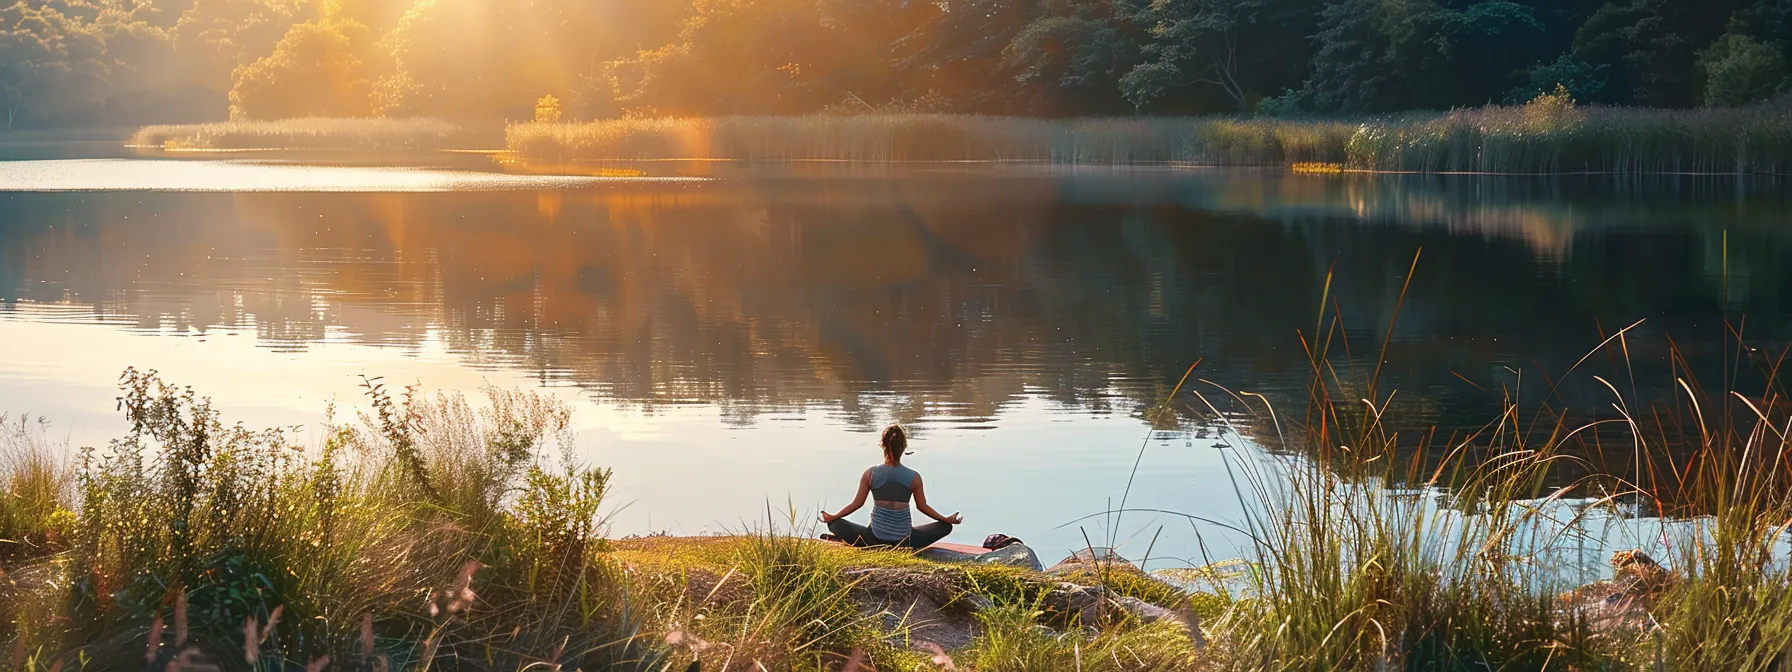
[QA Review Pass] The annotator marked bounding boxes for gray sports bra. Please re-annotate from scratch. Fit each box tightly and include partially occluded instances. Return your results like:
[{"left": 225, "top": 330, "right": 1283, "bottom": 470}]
[
  {"left": 868, "top": 464, "right": 918, "bottom": 542},
  {"left": 870, "top": 464, "right": 917, "bottom": 502}
]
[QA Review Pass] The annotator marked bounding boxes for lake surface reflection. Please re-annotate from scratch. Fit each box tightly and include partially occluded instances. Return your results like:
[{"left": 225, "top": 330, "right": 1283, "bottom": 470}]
[{"left": 3, "top": 164, "right": 1789, "bottom": 566}]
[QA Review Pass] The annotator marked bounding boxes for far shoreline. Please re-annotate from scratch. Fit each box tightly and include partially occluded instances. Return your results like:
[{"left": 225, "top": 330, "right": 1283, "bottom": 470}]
[{"left": 117, "top": 97, "right": 1792, "bottom": 178}]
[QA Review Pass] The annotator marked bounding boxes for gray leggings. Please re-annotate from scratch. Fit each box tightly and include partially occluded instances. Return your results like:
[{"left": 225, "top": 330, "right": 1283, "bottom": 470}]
[{"left": 827, "top": 517, "right": 954, "bottom": 549}]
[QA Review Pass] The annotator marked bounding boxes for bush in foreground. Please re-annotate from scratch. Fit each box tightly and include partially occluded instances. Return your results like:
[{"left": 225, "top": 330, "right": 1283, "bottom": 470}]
[{"left": 3, "top": 369, "right": 649, "bottom": 671}]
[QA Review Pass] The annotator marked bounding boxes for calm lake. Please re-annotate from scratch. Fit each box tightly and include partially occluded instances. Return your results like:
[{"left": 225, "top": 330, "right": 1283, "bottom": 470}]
[{"left": 3, "top": 158, "right": 1788, "bottom": 569}]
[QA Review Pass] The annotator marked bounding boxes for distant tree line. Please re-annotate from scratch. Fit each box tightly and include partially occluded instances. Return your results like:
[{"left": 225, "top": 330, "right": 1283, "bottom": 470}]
[{"left": 5, "top": 0, "right": 1792, "bottom": 127}]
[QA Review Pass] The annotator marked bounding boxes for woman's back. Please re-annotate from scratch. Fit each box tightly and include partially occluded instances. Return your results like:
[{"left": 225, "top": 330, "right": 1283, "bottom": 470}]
[
  {"left": 870, "top": 464, "right": 917, "bottom": 502},
  {"left": 868, "top": 464, "right": 917, "bottom": 541}
]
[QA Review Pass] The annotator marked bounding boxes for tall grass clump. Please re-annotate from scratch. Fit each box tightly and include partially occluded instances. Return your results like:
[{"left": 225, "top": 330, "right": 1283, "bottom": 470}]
[
  {"left": 637, "top": 517, "right": 925, "bottom": 671},
  {"left": 966, "top": 598, "right": 1202, "bottom": 671},
  {"left": 1194, "top": 252, "right": 1792, "bottom": 669},
  {"left": 678, "top": 524, "right": 886, "bottom": 670},
  {"left": 0, "top": 414, "right": 73, "bottom": 566},
  {"left": 6, "top": 368, "right": 653, "bottom": 671},
  {"left": 130, "top": 117, "right": 475, "bottom": 151},
  {"left": 1, "top": 413, "right": 76, "bottom": 661},
  {"left": 731, "top": 528, "right": 870, "bottom": 665},
  {"left": 1201, "top": 260, "right": 1615, "bottom": 669},
  {"left": 1631, "top": 360, "right": 1792, "bottom": 669},
  {"left": 1213, "top": 401, "right": 1618, "bottom": 669}
]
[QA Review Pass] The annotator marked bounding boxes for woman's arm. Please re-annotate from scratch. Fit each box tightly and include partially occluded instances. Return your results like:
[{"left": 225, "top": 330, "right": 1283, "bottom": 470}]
[
  {"left": 821, "top": 469, "right": 873, "bottom": 523},
  {"left": 911, "top": 473, "right": 963, "bottom": 524}
]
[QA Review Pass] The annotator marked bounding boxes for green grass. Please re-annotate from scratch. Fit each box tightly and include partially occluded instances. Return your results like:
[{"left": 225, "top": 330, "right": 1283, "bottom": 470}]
[
  {"left": 129, "top": 117, "right": 480, "bottom": 152},
  {"left": 506, "top": 92, "right": 1792, "bottom": 174},
  {"left": 967, "top": 600, "right": 1202, "bottom": 672},
  {"left": 614, "top": 529, "right": 1222, "bottom": 670}
]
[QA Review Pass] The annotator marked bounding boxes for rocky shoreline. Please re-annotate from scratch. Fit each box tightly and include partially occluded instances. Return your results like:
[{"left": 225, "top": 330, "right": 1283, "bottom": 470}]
[
  {"left": 617, "top": 535, "right": 1684, "bottom": 661},
  {"left": 618, "top": 536, "right": 1226, "bottom": 658}
]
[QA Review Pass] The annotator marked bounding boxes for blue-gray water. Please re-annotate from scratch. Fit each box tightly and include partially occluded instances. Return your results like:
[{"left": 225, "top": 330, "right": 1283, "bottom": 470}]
[{"left": 3, "top": 159, "right": 1787, "bottom": 569}]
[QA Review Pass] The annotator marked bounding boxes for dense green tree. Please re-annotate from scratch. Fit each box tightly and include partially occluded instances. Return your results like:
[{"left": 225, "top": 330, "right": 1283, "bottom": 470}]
[
  {"left": 1122, "top": 0, "right": 1328, "bottom": 112},
  {"left": 1698, "top": 32, "right": 1786, "bottom": 106},
  {"left": 1299, "top": 0, "right": 1454, "bottom": 112},
  {"left": 890, "top": 0, "right": 1043, "bottom": 112},
  {"left": 1573, "top": 0, "right": 1745, "bottom": 106},
  {"left": 815, "top": 0, "right": 944, "bottom": 104},
  {"left": 0, "top": 2, "right": 111, "bottom": 128},
  {"left": 377, "top": 0, "right": 538, "bottom": 118},
  {"left": 1121, "top": 0, "right": 1246, "bottom": 111},
  {"left": 1442, "top": 0, "right": 1545, "bottom": 104},
  {"left": 610, "top": 0, "right": 924, "bottom": 116},
  {"left": 1000, "top": 0, "right": 1143, "bottom": 114},
  {"left": 1294, "top": 0, "right": 1545, "bottom": 112},
  {"left": 377, "top": 0, "right": 690, "bottom": 119},
  {"left": 170, "top": 0, "right": 307, "bottom": 94},
  {"left": 92, "top": 6, "right": 197, "bottom": 120},
  {"left": 1730, "top": 0, "right": 1792, "bottom": 81},
  {"left": 1733, "top": 0, "right": 1792, "bottom": 45},
  {"left": 1505, "top": 53, "right": 1609, "bottom": 102},
  {"left": 228, "top": 18, "right": 374, "bottom": 119},
  {"left": 321, "top": 0, "right": 406, "bottom": 34}
]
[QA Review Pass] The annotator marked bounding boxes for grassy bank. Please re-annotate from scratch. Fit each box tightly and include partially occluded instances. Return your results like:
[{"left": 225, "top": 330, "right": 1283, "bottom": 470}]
[
  {"left": 121, "top": 93, "right": 1792, "bottom": 173},
  {"left": 6, "top": 316, "right": 1792, "bottom": 670},
  {"left": 507, "top": 94, "right": 1792, "bottom": 174},
  {"left": 129, "top": 118, "right": 485, "bottom": 152}
]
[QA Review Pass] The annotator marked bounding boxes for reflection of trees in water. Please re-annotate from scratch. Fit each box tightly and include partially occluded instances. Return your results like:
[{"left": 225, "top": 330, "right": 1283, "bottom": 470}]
[{"left": 3, "top": 174, "right": 1792, "bottom": 438}]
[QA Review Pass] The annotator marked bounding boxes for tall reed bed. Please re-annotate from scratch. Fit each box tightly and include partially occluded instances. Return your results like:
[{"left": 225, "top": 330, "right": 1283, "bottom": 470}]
[
  {"left": 508, "top": 96, "right": 1792, "bottom": 174},
  {"left": 507, "top": 115, "right": 1357, "bottom": 166},
  {"left": 1190, "top": 254, "right": 1792, "bottom": 669},
  {"left": 0, "top": 414, "right": 72, "bottom": 568},
  {"left": 1347, "top": 96, "right": 1792, "bottom": 174},
  {"left": 130, "top": 118, "right": 474, "bottom": 151}
]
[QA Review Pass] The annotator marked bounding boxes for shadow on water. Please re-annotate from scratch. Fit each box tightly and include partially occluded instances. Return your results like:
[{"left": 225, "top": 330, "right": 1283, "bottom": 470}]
[{"left": 4, "top": 165, "right": 1792, "bottom": 496}]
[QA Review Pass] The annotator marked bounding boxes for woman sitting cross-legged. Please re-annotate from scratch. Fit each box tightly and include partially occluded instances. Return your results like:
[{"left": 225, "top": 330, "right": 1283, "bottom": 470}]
[{"left": 820, "top": 424, "right": 962, "bottom": 549}]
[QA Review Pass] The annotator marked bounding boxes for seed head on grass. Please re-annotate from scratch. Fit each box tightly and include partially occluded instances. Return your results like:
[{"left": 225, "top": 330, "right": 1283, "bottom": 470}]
[{"left": 145, "top": 614, "right": 163, "bottom": 663}]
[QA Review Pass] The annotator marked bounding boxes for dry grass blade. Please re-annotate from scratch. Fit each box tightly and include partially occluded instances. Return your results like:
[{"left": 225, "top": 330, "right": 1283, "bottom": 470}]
[{"left": 360, "top": 613, "right": 374, "bottom": 658}]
